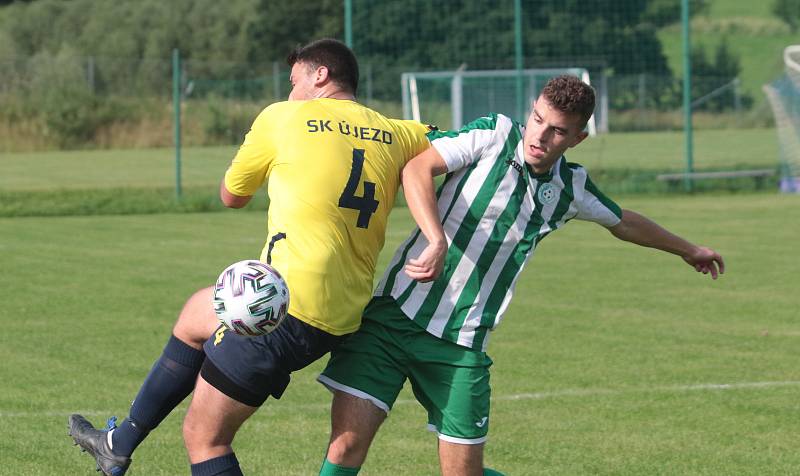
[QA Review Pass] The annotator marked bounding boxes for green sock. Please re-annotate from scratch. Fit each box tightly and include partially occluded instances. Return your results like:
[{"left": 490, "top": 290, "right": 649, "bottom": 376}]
[
  {"left": 483, "top": 468, "right": 506, "bottom": 476},
  {"left": 319, "top": 458, "right": 361, "bottom": 476}
]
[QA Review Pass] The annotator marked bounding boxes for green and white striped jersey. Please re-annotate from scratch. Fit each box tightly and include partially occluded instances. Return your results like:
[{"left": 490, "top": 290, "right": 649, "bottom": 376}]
[{"left": 374, "top": 113, "right": 622, "bottom": 351}]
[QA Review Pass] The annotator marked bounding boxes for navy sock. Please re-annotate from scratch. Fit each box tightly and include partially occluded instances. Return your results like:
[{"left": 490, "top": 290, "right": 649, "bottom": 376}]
[
  {"left": 191, "top": 453, "right": 243, "bottom": 476},
  {"left": 111, "top": 334, "right": 205, "bottom": 457}
]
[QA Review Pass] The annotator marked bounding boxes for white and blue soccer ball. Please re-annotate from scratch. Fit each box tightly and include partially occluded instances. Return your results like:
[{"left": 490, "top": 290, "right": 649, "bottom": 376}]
[{"left": 213, "top": 260, "right": 289, "bottom": 337}]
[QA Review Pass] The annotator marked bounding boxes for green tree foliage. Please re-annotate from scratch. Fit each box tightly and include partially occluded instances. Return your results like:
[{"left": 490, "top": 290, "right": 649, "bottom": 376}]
[
  {"left": 523, "top": 0, "right": 669, "bottom": 76},
  {"left": 350, "top": 0, "right": 712, "bottom": 101},
  {"left": 1, "top": 0, "right": 345, "bottom": 75},
  {"left": 772, "top": 0, "right": 800, "bottom": 32},
  {"left": 247, "top": 0, "right": 342, "bottom": 67},
  {"left": 352, "top": 0, "right": 696, "bottom": 76},
  {"left": 0, "top": 0, "right": 33, "bottom": 6},
  {"left": 24, "top": 45, "right": 126, "bottom": 146},
  {"left": 641, "top": 0, "right": 709, "bottom": 27},
  {"left": 0, "top": 0, "right": 756, "bottom": 146},
  {"left": 688, "top": 39, "right": 752, "bottom": 112}
]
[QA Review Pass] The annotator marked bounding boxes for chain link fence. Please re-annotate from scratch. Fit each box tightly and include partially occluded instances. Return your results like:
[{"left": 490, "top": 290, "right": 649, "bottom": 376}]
[{"left": 0, "top": 0, "right": 788, "bottom": 193}]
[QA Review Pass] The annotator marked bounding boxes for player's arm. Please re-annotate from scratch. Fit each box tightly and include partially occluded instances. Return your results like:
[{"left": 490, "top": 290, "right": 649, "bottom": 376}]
[
  {"left": 220, "top": 106, "right": 276, "bottom": 209},
  {"left": 219, "top": 180, "right": 252, "bottom": 209},
  {"left": 401, "top": 146, "right": 449, "bottom": 283},
  {"left": 607, "top": 209, "right": 725, "bottom": 279}
]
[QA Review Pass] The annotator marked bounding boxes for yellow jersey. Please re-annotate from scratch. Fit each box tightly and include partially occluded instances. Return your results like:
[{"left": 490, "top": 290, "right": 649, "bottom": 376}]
[{"left": 224, "top": 98, "right": 430, "bottom": 335}]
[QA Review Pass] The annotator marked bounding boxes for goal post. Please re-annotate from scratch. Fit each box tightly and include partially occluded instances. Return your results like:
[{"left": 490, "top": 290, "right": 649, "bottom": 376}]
[
  {"left": 763, "top": 45, "right": 800, "bottom": 193},
  {"left": 401, "top": 68, "right": 602, "bottom": 136}
]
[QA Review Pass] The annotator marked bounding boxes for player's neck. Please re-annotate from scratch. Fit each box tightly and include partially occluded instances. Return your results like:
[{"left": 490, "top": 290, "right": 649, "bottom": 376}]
[{"left": 315, "top": 86, "right": 355, "bottom": 101}]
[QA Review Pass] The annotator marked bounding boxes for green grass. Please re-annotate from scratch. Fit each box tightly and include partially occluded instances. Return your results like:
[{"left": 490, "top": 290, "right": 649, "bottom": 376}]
[
  {"left": 569, "top": 127, "right": 778, "bottom": 171},
  {"left": 0, "top": 129, "right": 777, "bottom": 193},
  {"left": 0, "top": 128, "right": 782, "bottom": 217},
  {"left": 706, "top": 0, "right": 774, "bottom": 18},
  {"left": 0, "top": 186, "right": 270, "bottom": 217},
  {"left": 1, "top": 193, "right": 799, "bottom": 475},
  {"left": 0, "top": 146, "right": 237, "bottom": 191}
]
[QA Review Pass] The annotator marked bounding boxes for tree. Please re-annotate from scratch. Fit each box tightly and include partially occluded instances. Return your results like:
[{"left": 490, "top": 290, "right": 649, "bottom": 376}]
[
  {"left": 246, "top": 0, "right": 342, "bottom": 70},
  {"left": 349, "top": 0, "right": 682, "bottom": 101},
  {"left": 641, "top": 0, "right": 709, "bottom": 28},
  {"left": 687, "top": 39, "right": 751, "bottom": 113},
  {"left": 773, "top": 0, "right": 800, "bottom": 32}
]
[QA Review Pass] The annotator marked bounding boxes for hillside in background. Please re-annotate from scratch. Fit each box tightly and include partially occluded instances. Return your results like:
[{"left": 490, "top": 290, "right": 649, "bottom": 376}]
[
  {"left": 659, "top": 0, "right": 794, "bottom": 103},
  {"left": 0, "top": 0, "right": 796, "bottom": 150}
]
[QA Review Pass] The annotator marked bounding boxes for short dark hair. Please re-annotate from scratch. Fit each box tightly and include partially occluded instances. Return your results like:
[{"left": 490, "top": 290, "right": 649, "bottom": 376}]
[
  {"left": 287, "top": 38, "right": 359, "bottom": 95},
  {"left": 540, "top": 75, "right": 595, "bottom": 127}
]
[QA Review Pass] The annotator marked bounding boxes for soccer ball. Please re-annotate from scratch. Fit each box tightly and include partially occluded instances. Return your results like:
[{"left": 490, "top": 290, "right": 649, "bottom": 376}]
[{"left": 212, "top": 260, "right": 289, "bottom": 336}]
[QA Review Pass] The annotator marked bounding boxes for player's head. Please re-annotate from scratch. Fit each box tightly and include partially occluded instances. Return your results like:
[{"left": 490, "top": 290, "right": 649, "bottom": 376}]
[
  {"left": 522, "top": 75, "right": 594, "bottom": 173},
  {"left": 286, "top": 38, "right": 359, "bottom": 101}
]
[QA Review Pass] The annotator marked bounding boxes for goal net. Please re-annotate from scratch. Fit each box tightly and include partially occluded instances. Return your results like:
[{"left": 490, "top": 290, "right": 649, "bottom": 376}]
[
  {"left": 763, "top": 45, "right": 800, "bottom": 193},
  {"left": 401, "top": 68, "right": 599, "bottom": 136}
]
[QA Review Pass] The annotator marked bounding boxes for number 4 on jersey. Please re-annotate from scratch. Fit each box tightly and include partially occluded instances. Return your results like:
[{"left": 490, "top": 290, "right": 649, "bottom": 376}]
[{"left": 338, "top": 149, "right": 379, "bottom": 228}]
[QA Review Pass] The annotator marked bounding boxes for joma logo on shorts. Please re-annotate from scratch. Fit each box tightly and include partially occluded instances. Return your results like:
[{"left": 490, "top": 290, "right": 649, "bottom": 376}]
[{"left": 475, "top": 417, "right": 488, "bottom": 427}]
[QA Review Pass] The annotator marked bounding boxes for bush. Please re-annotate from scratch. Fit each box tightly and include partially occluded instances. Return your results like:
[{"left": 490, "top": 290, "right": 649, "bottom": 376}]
[
  {"left": 199, "top": 96, "right": 261, "bottom": 145},
  {"left": 773, "top": 0, "right": 800, "bottom": 32}
]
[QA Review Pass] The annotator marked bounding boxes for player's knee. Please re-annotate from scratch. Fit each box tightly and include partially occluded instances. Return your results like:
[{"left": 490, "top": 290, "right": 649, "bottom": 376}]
[
  {"left": 326, "top": 432, "right": 369, "bottom": 466},
  {"left": 182, "top": 412, "right": 202, "bottom": 450},
  {"left": 173, "top": 286, "right": 217, "bottom": 346},
  {"left": 183, "top": 412, "right": 224, "bottom": 449}
]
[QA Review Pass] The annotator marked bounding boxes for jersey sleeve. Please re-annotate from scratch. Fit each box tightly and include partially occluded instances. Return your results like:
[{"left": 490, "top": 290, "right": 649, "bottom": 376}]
[
  {"left": 574, "top": 173, "right": 623, "bottom": 227},
  {"left": 429, "top": 115, "right": 498, "bottom": 172},
  {"left": 223, "top": 106, "right": 279, "bottom": 197},
  {"left": 391, "top": 120, "right": 432, "bottom": 164}
]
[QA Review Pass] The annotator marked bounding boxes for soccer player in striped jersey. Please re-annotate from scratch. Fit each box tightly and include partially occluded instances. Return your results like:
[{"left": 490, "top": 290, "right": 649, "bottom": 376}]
[
  {"left": 317, "top": 75, "right": 724, "bottom": 476},
  {"left": 68, "top": 39, "right": 442, "bottom": 476}
]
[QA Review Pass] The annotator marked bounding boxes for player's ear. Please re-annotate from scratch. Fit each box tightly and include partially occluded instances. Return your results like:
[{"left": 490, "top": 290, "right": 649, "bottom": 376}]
[
  {"left": 569, "top": 130, "right": 589, "bottom": 148},
  {"left": 313, "top": 65, "right": 329, "bottom": 86}
]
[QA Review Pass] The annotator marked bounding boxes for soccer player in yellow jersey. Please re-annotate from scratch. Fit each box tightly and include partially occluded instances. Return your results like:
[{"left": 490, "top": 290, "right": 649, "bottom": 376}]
[
  {"left": 68, "top": 39, "right": 447, "bottom": 476},
  {"left": 221, "top": 84, "right": 430, "bottom": 335}
]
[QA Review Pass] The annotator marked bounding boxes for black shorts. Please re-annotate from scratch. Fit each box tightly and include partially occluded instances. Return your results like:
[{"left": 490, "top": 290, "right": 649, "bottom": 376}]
[{"left": 201, "top": 314, "right": 348, "bottom": 407}]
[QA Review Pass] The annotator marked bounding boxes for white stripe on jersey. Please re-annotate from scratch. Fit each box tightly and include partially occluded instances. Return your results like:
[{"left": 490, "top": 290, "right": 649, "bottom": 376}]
[
  {"left": 426, "top": 138, "right": 523, "bottom": 341},
  {"left": 573, "top": 167, "right": 622, "bottom": 227},
  {"left": 396, "top": 118, "right": 514, "bottom": 323},
  {"left": 375, "top": 114, "right": 621, "bottom": 351}
]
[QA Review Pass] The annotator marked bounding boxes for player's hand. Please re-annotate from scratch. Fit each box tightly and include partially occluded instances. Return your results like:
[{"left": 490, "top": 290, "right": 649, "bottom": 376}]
[
  {"left": 404, "top": 240, "right": 447, "bottom": 283},
  {"left": 682, "top": 246, "right": 725, "bottom": 280}
]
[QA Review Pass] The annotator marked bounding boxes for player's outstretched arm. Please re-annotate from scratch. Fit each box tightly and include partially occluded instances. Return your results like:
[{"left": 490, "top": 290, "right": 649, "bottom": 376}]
[
  {"left": 401, "top": 146, "right": 449, "bottom": 282},
  {"left": 607, "top": 209, "right": 725, "bottom": 279}
]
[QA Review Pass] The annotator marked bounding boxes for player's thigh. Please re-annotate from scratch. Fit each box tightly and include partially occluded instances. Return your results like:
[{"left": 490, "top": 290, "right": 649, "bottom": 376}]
[
  {"left": 408, "top": 342, "right": 492, "bottom": 443},
  {"left": 183, "top": 375, "right": 257, "bottom": 450},
  {"left": 203, "top": 314, "right": 344, "bottom": 407},
  {"left": 331, "top": 390, "right": 387, "bottom": 435},
  {"left": 319, "top": 303, "right": 411, "bottom": 411}
]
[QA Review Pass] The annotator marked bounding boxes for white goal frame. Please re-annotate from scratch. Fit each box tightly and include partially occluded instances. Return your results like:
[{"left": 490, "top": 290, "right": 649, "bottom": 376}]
[
  {"left": 401, "top": 68, "right": 601, "bottom": 136},
  {"left": 763, "top": 45, "right": 800, "bottom": 193}
]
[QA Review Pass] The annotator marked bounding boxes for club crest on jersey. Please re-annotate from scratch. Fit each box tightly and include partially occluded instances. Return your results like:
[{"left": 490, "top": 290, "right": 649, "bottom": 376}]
[{"left": 537, "top": 183, "right": 558, "bottom": 204}]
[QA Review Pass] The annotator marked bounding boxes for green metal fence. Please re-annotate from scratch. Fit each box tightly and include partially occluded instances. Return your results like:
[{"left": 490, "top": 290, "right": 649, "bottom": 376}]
[{"left": 0, "top": 0, "right": 793, "bottom": 194}]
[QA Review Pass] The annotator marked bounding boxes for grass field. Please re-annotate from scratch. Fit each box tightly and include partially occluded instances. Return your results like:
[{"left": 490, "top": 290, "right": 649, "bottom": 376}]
[
  {"left": 2, "top": 192, "right": 799, "bottom": 475},
  {"left": 0, "top": 129, "right": 779, "bottom": 192},
  {"left": 0, "top": 128, "right": 783, "bottom": 218}
]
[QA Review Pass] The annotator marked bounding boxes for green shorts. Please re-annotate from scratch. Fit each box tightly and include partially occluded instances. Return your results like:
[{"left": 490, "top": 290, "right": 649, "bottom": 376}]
[{"left": 318, "top": 296, "right": 493, "bottom": 444}]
